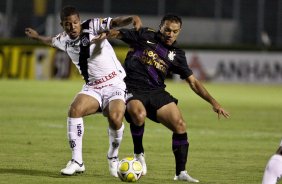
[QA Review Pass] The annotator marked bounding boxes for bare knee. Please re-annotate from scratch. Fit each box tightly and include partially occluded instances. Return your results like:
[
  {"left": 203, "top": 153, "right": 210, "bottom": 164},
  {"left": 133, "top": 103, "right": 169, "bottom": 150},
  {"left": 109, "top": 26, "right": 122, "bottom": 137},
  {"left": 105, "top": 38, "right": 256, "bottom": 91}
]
[
  {"left": 174, "top": 118, "right": 187, "bottom": 134},
  {"left": 130, "top": 109, "right": 146, "bottom": 126},
  {"left": 108, "top": 111, "right": 124, "bottom": 129},
  {"left": 68, "top": 105, "right": 84, "bottom": 118}
]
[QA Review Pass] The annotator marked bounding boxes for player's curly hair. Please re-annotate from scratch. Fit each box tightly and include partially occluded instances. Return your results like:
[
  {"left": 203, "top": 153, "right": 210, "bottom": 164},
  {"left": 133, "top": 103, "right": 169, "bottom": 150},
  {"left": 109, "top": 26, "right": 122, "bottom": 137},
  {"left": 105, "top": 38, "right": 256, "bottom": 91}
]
[
  {"left": 60, "top": 5, "right": 80, "bottom": 21},
  {"left": 160, "top": 14, "right": 182, "bottom": 28}
]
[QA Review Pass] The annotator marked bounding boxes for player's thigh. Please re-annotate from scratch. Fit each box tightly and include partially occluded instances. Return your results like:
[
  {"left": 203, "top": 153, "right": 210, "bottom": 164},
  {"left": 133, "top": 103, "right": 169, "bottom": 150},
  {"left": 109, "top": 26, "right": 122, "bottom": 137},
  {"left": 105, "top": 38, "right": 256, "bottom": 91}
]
[
  {"left": 156, "top": 102, "right": 186, "bottom": 133},
  {"left": 69, "top": 93, "right": 100, "bottom": 117},
  {"left": 127, "top": 99, "right": 147, "bottom": 123}
]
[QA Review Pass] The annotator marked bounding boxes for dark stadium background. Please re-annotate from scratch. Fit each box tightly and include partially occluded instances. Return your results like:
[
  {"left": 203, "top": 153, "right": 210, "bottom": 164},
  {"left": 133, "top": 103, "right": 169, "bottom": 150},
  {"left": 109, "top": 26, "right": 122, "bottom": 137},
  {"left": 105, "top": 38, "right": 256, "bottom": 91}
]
[{"left": 0, "top": 0, "right": 281, "bottom": 49}]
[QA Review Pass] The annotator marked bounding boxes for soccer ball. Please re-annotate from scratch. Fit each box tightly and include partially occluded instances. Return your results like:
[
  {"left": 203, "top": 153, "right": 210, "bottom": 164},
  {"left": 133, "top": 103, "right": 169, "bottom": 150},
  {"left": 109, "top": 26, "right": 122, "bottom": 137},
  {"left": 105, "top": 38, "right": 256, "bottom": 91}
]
[{"left": 117, "top": 157, "right": 143, "bottom": 182}]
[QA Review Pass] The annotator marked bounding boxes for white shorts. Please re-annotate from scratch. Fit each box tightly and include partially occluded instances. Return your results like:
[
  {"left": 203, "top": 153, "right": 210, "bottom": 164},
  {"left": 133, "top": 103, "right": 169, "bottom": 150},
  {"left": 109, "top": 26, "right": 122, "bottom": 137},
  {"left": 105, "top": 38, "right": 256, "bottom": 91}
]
[{"left": 78, "top": 81, "right": 126, "bottom": 110}]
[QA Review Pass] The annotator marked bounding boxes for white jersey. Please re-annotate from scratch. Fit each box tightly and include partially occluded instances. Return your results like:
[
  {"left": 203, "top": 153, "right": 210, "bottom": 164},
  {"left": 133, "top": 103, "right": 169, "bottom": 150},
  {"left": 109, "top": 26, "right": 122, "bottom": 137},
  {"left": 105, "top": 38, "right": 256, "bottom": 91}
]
[{"left": 51, "top": 17, "right": 126, "bottom": 86}]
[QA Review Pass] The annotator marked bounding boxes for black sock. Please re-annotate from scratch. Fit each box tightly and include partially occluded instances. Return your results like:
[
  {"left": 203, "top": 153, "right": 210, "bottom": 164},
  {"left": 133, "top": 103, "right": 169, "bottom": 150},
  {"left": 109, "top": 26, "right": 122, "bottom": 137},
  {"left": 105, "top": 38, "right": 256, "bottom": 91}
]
[
  {"left": 172, "top": 133, "right": 189, "bottom": 176},
  {"left": 130, "top": 123, "right": 145, "bottom": 154}
]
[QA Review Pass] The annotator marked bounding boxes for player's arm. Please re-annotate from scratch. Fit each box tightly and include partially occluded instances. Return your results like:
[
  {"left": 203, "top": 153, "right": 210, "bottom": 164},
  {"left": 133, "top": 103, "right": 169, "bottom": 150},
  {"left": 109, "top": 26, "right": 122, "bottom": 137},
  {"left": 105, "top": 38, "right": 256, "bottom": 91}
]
[
  {"left": 106, "top": 29, "right": 123, "bottom": 39},
  {"left": 185, "top": 74, "right": 230, "bottom": 119},
  {"left": 25, "top": 28, "right": 53, "bottom": 46},
  {"left": 111, "top": 15, "right": 142, "bottom": 30},
  {"left": 92, "top": 16, "right": 141, "bottom": 42}
]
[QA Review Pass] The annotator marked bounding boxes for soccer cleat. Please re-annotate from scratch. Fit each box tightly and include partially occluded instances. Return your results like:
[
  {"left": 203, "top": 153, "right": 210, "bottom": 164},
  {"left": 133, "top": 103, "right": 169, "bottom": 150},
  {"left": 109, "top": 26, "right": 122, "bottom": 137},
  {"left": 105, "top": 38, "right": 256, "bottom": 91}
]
[
  {"left": 60, "top": 159, "right": 85, "bottom": 175},
  {"left": 134, "top": 153, "right": 147, "bottom": 175},
  {"left": 173, "top": 171, "right": 199, "bottom": 182},
  {"left": 108, "top": 156, "right": 119, "bottom": 177}
]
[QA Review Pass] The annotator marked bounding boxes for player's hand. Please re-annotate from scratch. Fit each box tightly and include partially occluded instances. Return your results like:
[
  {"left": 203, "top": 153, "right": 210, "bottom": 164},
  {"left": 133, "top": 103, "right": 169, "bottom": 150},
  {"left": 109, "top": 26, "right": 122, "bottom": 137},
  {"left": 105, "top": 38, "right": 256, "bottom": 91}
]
[
  {"left": 25, "top": 28, "right": 39, "bottom": 39},
  {"left": 90, "top": 32, "right": 108, "bottom": 44},
  {"left": 132, "top": 16, "right": 142, "bottom": 30},
  {"left": 213, "top": 106, "right": 230, "bottom": 119}
]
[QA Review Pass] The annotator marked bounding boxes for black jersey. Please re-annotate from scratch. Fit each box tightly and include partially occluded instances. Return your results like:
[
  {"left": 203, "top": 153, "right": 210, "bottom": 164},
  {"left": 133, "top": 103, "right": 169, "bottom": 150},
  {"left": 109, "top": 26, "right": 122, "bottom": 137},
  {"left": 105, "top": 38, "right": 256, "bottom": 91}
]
[{"left": 119, "top": 27, "right": 193, "bottom": 90}]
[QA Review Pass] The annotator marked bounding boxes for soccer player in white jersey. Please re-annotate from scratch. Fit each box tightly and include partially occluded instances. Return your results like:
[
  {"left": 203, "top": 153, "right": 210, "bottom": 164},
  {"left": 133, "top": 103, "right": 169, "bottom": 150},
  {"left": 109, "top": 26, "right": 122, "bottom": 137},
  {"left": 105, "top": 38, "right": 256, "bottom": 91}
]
[
  {"left": 25, "top": 5, "right": 142, "bottom": 177},
  {"left": 262, "top": 139, "right": 282, "bottom": 184}
]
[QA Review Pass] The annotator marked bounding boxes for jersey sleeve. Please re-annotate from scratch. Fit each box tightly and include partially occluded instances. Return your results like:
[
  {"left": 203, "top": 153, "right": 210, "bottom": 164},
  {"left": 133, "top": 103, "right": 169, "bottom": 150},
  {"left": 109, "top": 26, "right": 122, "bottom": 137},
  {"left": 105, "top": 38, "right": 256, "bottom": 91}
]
[
  {"left": 171, "top": 50, "right": 193, "bottom": 79},
  {"left": 118, "top": 27, "right": 145, "bottom": 45},
  {"left": 98, "top": 17, "right": 112, "bottom": 31},
  {"left": 51, "top": 33, "right": 66, "bottom": 51},
  {"left": 87, "top": 17, "right": 112, "bottom": 35}
]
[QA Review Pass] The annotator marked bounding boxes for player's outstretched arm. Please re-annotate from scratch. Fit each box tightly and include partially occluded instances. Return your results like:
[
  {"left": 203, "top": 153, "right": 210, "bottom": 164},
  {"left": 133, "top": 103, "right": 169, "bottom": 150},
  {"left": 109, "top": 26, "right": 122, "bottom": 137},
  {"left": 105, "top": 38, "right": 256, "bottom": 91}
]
[
  {"left": 111, "top": 15, "right": 142, "bottom": 30},
  {"left": 186, "top": 75, "right": 230, "bottom": 119},
  {"left": 25, "top": 28, "right": 53, "bottom": 46},
  {"left": 91, "top": 15, "right": 141, "bottom": 43}
]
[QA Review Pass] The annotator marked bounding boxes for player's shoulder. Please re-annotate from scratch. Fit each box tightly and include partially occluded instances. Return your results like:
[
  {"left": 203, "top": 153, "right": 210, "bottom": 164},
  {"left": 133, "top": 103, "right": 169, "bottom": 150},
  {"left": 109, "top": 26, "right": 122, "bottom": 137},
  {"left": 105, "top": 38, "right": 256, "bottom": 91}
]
[
  {"left": 53, "top": 32, "right": 69, "bottom": 42},
  {"left": 141, "top": 27, "right": 156, "bottom": 33},
  {"left": 138, "top": 27, "right": 157, "bottom": 38},
  {"left": 52, "top": 32, "right": 72, "bottom": 50}
]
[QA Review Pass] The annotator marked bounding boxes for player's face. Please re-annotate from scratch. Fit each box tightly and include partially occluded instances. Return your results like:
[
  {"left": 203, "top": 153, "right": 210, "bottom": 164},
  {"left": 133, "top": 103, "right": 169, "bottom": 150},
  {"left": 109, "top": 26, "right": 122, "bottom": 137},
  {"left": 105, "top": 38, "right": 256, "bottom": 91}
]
[
  {"left": 61, "top": 14, "right": 81, "bottom": 39},
  {"left": 159, "top": 20, "right": 181, "bottom": 46}
]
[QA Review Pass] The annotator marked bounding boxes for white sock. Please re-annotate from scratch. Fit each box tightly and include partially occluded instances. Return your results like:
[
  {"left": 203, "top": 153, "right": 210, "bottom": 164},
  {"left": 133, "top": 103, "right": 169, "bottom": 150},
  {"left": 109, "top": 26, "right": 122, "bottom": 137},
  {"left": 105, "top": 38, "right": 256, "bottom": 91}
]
[
  {"left": 262, "top": 154, "right": 282, "bottom": 184},
  {"left": 67, "top": 117, "right": 84, "bottom": 164},
  {"left": 107, "top": 123, "right": 124, "bottom": 158}
]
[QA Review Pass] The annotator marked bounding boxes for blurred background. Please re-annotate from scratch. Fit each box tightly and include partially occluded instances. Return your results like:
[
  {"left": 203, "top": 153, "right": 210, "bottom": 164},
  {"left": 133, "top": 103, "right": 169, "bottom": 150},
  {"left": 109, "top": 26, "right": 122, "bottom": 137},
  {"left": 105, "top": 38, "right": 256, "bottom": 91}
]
[{"left": 0, "top": 0, "right": 282, "bottom": 83}]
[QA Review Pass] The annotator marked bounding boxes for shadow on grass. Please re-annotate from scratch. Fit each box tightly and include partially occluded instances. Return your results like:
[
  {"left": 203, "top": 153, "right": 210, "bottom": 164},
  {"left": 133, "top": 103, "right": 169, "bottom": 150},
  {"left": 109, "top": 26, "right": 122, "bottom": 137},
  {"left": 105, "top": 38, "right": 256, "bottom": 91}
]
[{"left": 0, "top": 168, "right": 69, "bottom": 178}]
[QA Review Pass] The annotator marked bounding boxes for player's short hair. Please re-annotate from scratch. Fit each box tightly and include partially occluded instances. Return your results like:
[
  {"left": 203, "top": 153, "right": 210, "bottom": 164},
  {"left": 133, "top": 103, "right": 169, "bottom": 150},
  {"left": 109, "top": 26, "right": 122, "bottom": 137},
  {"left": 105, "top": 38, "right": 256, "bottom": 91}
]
[
  {"left": 60, "top": 5, "right": 80, "bottom": 21},
  {"left": 160, "top": 14, "right": 182, "bottom": 27}
]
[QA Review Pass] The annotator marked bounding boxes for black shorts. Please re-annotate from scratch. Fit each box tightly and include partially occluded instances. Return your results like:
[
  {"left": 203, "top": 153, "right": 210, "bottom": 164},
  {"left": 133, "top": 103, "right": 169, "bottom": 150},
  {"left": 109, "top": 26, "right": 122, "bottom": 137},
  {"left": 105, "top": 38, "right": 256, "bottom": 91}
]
[{"left": 125, "top": 89, "right": 178, "bottom": 123}]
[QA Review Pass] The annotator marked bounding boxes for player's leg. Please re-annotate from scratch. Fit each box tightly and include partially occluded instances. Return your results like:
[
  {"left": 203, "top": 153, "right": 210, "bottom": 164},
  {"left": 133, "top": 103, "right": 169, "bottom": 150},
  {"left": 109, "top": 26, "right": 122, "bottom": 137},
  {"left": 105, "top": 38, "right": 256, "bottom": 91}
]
[
  {"left": 61, "top": 93, "right": 100, "bottom": 175},
  {"left": 262, "top": 154, "right": 282, "bottom": 184},
  {"left": 102, "top": 83, "right": 126, "bottom": 177},
  {"left": 262, "top": 145, "right": 282, "bottom": 184},
  {"left": 126, "top": 99, "right": 146, "bottom": 154},
  {"left": 157, "top": 102, "right": 199, "bottom": 182},
  {"left": 104, "top": 99, "right": 125, "bottom": 177},
  {"left": 125, "top": 99, "right": 147, "bottom": 175}
]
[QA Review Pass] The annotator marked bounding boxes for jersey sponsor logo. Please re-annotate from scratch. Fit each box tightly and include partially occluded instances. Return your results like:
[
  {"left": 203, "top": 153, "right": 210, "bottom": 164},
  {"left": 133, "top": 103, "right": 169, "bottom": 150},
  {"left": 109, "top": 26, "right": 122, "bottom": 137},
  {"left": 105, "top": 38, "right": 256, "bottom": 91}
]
[
  {"left": 90, "top": 71, "right": 117, "bottom": 85},
  {"left": 168, "top": 51, "right": 176, "bottom": 61},
  {"left": 140, "top": 49, "right": 168, "bottom": 73}
]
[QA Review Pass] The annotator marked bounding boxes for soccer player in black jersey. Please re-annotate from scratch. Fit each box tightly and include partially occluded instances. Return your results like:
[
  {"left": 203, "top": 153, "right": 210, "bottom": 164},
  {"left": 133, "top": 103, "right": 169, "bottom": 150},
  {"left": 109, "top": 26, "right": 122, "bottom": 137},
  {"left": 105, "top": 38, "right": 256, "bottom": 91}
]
[{"left": 107, "top": 14, "right": 230, "bottom": 182}]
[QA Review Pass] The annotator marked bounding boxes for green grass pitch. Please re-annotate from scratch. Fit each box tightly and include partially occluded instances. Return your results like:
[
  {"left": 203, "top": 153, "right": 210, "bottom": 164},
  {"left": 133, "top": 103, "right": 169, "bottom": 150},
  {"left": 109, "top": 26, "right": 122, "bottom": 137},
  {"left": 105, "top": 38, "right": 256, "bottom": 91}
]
[{"left": 0, "top": 79, "right": 281, "bottom": 184}]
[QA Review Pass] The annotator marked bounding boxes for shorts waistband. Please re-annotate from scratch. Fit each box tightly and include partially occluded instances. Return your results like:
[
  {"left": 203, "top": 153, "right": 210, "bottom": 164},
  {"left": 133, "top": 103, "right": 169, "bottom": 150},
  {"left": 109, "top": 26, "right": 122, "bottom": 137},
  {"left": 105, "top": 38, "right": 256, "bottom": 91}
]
[{"left": 87, "top": 83, "right": 113, "bottom": 89}]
